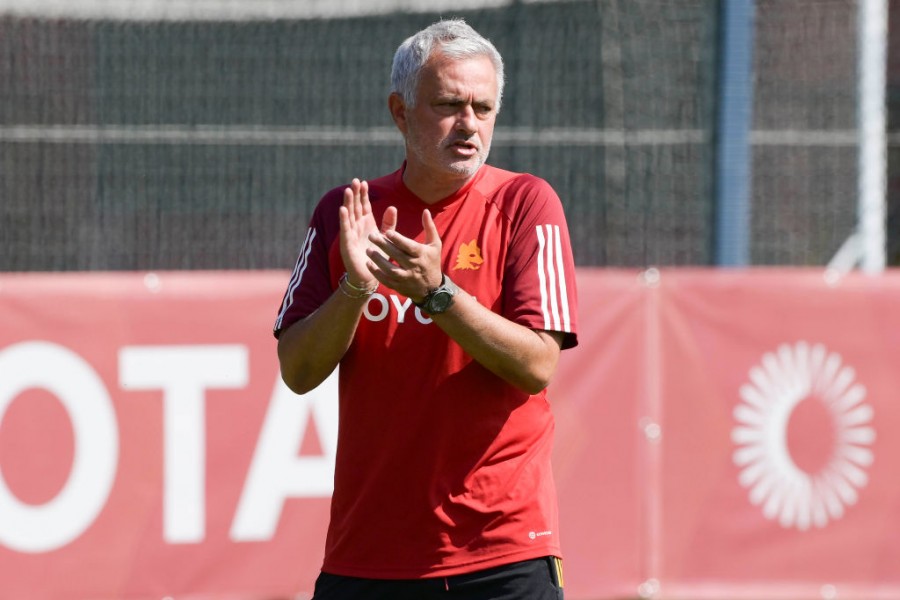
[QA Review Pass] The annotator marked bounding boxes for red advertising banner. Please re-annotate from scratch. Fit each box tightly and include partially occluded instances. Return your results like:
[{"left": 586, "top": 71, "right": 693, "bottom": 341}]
[
  {"left": 0, "top": 272, "right": 331, "bottom": 600},
  {"left": 649, "top": 270, "right": 900, "bottom": 600},
  {"left": 1, "top": 269, "right": 899, "bottom": 599}
]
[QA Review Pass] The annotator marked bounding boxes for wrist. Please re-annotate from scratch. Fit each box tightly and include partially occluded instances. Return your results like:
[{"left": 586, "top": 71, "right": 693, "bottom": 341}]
[
  {"left": 413, "top": 273, "right": 459, "bottom": 314},
  {"left": 411, "top": 273, "right": 444, "bottom": 305},
  {"left": 338, "top": 273, "right": 378, "bottom": 299}
]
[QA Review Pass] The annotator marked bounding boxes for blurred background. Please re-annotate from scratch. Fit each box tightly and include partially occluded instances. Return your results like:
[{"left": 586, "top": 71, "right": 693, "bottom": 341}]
[
  {"left": 2, "top": 0, "right": 897, "bottom": 272},
  {"left": 1, "top": 2, "right": 900, "bottom": 600}
]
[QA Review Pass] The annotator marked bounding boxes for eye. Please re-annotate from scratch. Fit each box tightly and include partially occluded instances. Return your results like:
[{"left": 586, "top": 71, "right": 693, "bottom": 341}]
[{"left": 434, "top": 100, "right": 461, "bottom": 114}]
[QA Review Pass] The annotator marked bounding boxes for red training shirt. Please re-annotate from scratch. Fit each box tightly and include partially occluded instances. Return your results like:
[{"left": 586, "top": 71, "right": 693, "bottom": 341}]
[{"left": 275, "top": 163, "right": 578, "bottom": 579}]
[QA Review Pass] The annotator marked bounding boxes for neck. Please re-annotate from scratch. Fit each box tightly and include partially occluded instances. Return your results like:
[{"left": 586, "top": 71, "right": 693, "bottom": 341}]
[{"left": 401, "top": 163, "right": 478, "bottom": 204}]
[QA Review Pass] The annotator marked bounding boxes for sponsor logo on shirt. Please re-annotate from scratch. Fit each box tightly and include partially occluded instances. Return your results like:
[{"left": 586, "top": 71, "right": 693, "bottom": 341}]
[
  {"left": 363, "top": 293, "right": 433, "bottom": 324},
  {"left": 361, "top": 293, "right": 480, "bottom": 325},
  {"left": 453, "top": 239, "right": 484, "bottom": 271}
]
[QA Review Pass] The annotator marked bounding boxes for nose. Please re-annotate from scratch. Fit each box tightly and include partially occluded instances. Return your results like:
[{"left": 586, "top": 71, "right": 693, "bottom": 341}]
[{"left": 455, "top": 105, "right": 477, "bottom": 135}]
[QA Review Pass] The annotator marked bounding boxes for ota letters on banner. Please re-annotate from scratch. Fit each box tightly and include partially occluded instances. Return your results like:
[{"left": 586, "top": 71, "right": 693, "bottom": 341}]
[{"left": 0, "top": 340, "right": 338, "bottom": 552}]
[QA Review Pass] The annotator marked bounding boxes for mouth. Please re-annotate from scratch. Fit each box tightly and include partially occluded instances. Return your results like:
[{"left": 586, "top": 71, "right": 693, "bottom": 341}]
[{"left": 448, "top": 140, "right": 479, "bottom": 157}]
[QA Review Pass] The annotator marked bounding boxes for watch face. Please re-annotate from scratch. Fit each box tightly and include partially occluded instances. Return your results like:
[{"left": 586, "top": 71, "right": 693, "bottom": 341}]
[{"left": 427, "top": 290, "right": 454, "bottom": 314}]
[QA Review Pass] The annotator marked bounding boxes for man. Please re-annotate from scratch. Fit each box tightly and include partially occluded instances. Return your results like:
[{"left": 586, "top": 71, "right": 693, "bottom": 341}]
[{"left": 274, "top": 19, "right": 578, "bottom": 600}]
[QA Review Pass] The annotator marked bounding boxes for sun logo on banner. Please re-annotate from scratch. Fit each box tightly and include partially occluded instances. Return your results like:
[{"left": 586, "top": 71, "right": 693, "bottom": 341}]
[{"left": 731, "top": 341, "right": 875, "bottom": 530}]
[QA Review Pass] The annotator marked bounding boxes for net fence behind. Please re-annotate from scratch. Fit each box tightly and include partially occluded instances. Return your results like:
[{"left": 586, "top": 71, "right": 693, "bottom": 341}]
[{"left": 0, "top": 0, "right": 896, "bottom": 271}]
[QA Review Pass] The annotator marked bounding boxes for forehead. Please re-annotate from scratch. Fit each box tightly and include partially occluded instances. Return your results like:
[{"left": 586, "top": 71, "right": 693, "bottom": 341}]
[{"left": 417, "top": 52, "right": 498, "bottom": 100}]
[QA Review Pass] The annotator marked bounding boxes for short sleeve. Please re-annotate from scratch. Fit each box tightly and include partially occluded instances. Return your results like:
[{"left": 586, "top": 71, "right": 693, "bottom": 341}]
[
  {"left": 501, "top": 177, "right": 578, "bottom": 349},
  {"left": 273, "top": 193, "right": 341, "bottom": 338}
]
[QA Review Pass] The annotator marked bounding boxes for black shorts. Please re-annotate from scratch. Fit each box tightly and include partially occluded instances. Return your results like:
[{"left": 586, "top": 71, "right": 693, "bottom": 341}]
[{"left": 312, "top": 556, "right": 565, "bottom": 600}]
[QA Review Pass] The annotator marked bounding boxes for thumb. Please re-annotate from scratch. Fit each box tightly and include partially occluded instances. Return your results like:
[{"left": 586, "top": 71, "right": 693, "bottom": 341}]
[
  {"left": 381, "top": 206, "right": 398, "bottom": 234},
  {"left": 422, "top": 209, "right": 441, "bottom": 247}
]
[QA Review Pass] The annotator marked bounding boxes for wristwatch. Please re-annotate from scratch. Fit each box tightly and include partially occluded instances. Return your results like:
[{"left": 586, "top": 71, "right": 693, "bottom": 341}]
[{"left": 414, "top": 273, "right": 459, "bottom": 315}]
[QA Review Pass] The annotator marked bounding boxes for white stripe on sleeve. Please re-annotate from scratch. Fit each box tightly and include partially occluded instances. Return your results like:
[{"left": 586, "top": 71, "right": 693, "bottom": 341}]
[
  {"left": 535, "top": 223, "right": 571, "bottom": 333},
  {"left": 535, "top": 225, "right": 551, "bottom": 330},
  {"left": 274, "top": 227, "right": 317, "bottom": 331},
  {"left": 543, "top": 224, "right": 562, "bottom": 330},
  {"left": 552, "top": 224, "right": 572, "bottom": 332}
]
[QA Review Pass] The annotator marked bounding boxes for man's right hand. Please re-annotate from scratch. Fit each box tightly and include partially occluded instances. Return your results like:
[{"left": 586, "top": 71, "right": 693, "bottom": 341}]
[
  {"left": 338, "top": 178, "right": 397, "bottom": 288},
  {"left": 338, "top": 178, "right": 378, "bottom": 289},
  {"left": 338, "top": 178, "right": 398, "bottom": 290}
]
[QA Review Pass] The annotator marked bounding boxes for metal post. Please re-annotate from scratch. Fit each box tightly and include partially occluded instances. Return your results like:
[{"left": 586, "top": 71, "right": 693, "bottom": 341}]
[
  {"left": 858, "top": 0, "right": 888, "bottom": 274},
  {"left": 714, "top": 0, "right": 756, "bottom": 267}
]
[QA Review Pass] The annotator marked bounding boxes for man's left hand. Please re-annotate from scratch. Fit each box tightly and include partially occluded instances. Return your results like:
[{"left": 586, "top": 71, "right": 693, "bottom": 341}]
[{"left": 366, "top": 209, "right": 443, "bottom": 304}]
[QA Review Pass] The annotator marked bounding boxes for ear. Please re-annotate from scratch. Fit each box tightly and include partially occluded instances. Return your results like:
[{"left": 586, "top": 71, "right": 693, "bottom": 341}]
[{"left": 388, "top": 93, "right": 408, "bottom": 135}]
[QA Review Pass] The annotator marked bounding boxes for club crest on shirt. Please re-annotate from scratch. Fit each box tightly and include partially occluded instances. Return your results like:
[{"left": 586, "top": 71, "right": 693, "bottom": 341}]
[{"left": 453, "top": 239, "right": 484, "bottom": 271}]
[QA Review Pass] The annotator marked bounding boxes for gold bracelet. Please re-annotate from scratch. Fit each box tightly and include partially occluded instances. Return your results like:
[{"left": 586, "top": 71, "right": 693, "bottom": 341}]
[{"left": 338, "top": 273, "right": 378, "bottom": 299}]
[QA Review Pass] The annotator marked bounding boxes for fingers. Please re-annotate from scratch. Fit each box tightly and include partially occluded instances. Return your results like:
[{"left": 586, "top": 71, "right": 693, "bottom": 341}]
[
  {"left": 350, "top": 179, "right": 362, "bottom": 221},
  {"left": 343, "top": 178, "right": 370, "bottom": 222},
  {"left": 359, "top": 179, "right": 370, "bottom": 219},
  {"left": 363, "top": 207, "right": 443, "bottom": 298},
  {"left": 371, "top": 229, "right": 418, "bottom": 259},
  {"left": 381, "top": 206, "right": 398, "bottom": 235},
  {"left": 422, "top": 209, "right": 439, "bottom": 246},
  {"left": 342, "top": 185, "right": 353, "bottom": 213},
  {"left": 365, "top": 248, "right": 396, "bottom": 277},
  {"left": 367, "top": 208, "right": 443, "bottom": 265},
  {"left": 342, "top": 184, "right": 357, "bottom": 226},
  {"left": 338, "top": 205, "right": 350, "bottom": 235}
]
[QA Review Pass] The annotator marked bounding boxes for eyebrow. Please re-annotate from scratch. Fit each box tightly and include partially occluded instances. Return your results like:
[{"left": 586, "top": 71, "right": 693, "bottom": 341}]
[{"left": 435, "top": 95, "right": 495, "bottom": 107}]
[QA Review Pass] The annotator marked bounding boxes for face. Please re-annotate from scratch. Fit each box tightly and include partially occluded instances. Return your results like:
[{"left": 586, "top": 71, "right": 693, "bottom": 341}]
[{"left": 396, "top": 52, "right": 499, "bottom": 185}]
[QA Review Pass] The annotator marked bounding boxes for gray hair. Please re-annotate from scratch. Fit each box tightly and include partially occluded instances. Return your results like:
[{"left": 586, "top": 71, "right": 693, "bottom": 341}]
[{"left": 391, "top": 19, "right": 505, "bottom": 112}]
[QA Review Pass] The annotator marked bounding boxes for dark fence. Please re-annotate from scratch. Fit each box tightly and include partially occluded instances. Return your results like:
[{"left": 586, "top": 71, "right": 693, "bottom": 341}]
[{"left": 1, "top": 0, "right": 896, "bottom": 271}]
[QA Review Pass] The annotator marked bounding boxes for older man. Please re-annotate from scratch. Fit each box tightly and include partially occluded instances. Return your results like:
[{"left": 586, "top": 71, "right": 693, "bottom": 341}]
[{"left": 275, "top": 19, "right": 578, "bottom": 600}]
